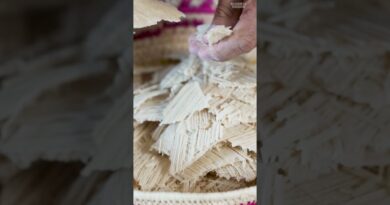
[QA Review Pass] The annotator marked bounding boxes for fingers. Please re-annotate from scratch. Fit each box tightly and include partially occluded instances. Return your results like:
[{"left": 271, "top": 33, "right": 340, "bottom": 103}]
[
  {"left": 213, "top": 0, "right": 257, "bottom": 58},
  {"left": 189, "top": 0, "right": 256, "bottom": 61},
  {"left": 188, "top": 34, "right": 208, "bottom": 54},
  {"left": 200, "top": 31, "right": 255, "bottom": 61},
  {"left": 210, "top": 33, "right": 254, "bottom": 61},
  {"left": 189, "top": 30, "right": 256, "bottom": 62},
  {"left": 212, "top": 0, "right": 243, "bottom": 27}
]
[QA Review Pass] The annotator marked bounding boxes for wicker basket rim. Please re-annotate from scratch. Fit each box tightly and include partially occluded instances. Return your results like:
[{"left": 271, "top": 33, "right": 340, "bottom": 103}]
[{"left": 134, "top": 186, "right": 256, "bottom": 201}]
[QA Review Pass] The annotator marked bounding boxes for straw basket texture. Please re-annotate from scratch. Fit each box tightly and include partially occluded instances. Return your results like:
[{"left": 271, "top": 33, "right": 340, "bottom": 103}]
[
  {"left": 133, "top": 15, "right": 257, "bottom": 205},
  {"left": 134, "top": 186, "right": 257, "bottom": 205}
]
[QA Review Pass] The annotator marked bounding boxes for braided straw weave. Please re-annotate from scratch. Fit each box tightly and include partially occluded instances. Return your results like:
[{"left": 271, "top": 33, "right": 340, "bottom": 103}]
[
  {"left": 134, "top": 26, "right": 195, "bottom": 64},
  {"left": 134, "top": 186, "right": 256, "bottom": 205}
]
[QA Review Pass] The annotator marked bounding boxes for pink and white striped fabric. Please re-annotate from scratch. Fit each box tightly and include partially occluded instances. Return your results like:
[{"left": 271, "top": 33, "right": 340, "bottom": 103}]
[{"left": 134, "top": 0, "right": 215, "bottom": 39}]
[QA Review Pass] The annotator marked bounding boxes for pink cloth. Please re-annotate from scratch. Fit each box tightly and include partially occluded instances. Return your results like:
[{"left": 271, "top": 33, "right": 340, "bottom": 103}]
[
  {"left": 178, "top": 0, "right": 215, "bottom": 14},
  {"left": 134, "top": 0, "right": 215, "bottom": 40},
  {"left": 133, "top": 19, "right": 204, "bottom": 40}
]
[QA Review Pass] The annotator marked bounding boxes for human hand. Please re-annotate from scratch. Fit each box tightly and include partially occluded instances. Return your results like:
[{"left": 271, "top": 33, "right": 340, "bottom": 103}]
[{"left": 189, "top": 0, "right": 256, "bottom": 61}]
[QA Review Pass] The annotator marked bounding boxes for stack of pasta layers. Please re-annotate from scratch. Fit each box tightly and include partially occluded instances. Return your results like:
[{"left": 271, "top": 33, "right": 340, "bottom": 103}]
[{"left": 133, "top": 26, "right": 257, "bottom": 192}]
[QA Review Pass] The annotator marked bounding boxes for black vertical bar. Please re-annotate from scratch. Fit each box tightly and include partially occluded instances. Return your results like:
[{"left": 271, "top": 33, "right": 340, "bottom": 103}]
[
  {"left": 129, "top": 0, "right": 134, "bottom": 204},
  {"left": 256, "top": 0, "right": 261, "bottom": 203}
]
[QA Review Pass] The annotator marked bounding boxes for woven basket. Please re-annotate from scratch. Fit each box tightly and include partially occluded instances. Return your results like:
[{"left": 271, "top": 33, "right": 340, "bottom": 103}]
[
  {"left": 134, "top": 7, "right": 257, "bottom": 204},
  {"left": 134, "top": 186, "right": 257, "bottom": 205}
]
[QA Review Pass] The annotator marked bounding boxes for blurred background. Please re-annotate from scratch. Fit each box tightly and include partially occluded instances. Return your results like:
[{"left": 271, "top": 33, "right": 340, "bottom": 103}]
[
  {"left": 3, "top": 0, "right": 390, "bottom": 204},
  {"left": 0, "top": 0, "right": 131, "bottom": 204},
  {"left": 260, "top": 0, "right": 390, "bottom": 204}
]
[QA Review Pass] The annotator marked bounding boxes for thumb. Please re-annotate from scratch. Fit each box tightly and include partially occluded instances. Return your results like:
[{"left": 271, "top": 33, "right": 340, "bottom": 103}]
[{"left": 212, "top": 0, "right": 243, "bottom": 27}]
